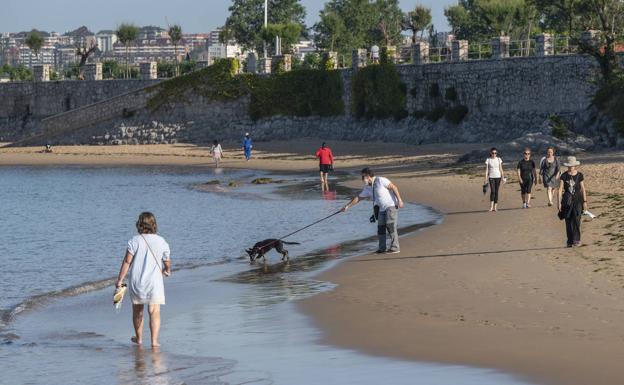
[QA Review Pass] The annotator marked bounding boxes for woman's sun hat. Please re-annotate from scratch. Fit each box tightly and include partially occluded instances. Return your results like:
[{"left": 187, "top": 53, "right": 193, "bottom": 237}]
[{"left": 563, "top": 156, "right": 581, "bottom": 167}]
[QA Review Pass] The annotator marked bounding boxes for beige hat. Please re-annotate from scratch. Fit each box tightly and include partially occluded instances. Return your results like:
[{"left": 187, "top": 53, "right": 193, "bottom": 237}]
[{"left": 563, "top": 156, "right": 581, "bottom": 167}]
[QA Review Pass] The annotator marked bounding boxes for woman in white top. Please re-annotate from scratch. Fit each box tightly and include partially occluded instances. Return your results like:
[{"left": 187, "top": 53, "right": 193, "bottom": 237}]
[
  {"left": 484, "top": 147, "right": 505, "bottom": 212},
  {"left": 116, "top": 212, "right": 171, "bottom": 347},
  {"left": 210, "top": 140, "right": 224, "bottom": 168}
]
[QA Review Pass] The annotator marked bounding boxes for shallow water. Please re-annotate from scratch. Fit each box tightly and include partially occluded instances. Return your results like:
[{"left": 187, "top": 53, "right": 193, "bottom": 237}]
[{"left": 0, "top": 166, "right": 536, "bottom": 385}]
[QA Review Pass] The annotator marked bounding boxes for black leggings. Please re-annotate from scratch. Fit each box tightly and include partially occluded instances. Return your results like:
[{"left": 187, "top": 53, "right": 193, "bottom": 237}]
[{"left": 489, "top": 178, "right": 501, "bottom": 203}]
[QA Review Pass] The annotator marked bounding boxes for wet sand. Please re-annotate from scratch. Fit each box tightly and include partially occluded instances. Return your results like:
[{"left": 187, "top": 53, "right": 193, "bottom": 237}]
[{"left": 3, "top": 141, "right": 624, "bottom": 385}]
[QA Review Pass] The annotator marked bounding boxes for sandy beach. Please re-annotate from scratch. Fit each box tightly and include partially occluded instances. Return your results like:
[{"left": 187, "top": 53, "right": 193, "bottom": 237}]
[{"left": 2, "top": 141, "right": 624, "bottom": 385}]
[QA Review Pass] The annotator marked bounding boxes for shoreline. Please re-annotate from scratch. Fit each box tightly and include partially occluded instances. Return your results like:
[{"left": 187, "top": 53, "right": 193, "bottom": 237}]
[
  {"left": 3, "top": 142, "right": 624, "bottom": 385},
  {"left": 299, "top": 168, "right": 624, "bottom": 385}
]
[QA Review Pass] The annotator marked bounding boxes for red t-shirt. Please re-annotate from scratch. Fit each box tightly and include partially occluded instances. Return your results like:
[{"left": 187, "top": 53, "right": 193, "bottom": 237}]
[{"left": 315, "top": 147, "right": 334, "bottom": 165}]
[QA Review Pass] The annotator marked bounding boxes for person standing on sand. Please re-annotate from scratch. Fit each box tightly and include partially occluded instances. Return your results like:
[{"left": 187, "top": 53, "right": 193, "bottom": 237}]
[
  {"left": 116, "top": 212, "right": 171, "bottom": 347},
  {"left": 485, "top": 147, "right": 505, "bottom": 212},
  {"left": 517, "top": 148, "right": 537, "bottom": 208},
  {"left": 210, "top": 140, "right": 224, "bottom": 168},
  {"left": 242, "top": 133, "right": 253, "bottom": 161},
  {"left": 342, "top": 168, "right": 404, "bottom": 254},
  {"left": 539, "top": 146, "right": 561, "bottom": 206},
  {"left": 558, "top": 156, "right": 588, "bottom": 247},
  {"left": 315, "top": 142, "right": 334, "bottom": 191}
]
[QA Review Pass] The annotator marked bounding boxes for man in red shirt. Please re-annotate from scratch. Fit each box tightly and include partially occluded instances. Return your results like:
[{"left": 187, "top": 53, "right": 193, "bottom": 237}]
[{"left": 315, "top": 142, "right": 334, "bottom": 191}]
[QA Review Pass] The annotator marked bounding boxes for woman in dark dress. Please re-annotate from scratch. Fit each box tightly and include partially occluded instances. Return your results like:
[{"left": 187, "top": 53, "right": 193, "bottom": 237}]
[{"left": 557, "top": 156, "right": 588, "bottom": 247}]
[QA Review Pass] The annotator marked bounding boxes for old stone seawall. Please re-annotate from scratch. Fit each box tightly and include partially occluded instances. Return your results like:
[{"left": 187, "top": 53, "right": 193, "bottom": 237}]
[
  {"left": 4, "top": 54, "right": 618, "bottom": 147},
  {"left": 0, "top": 79, "right": 160, "bottom": 141}
]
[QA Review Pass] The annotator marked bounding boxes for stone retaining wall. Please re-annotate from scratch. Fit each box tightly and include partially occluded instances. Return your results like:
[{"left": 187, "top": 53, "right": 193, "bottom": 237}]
[{"left": 3, "top": 54, "right": 609, "bottom": 146}]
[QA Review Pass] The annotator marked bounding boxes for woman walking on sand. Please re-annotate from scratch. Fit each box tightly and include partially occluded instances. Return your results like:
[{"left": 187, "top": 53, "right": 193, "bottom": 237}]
[
  {"left": 315, "top": 142, "right": 334, "bottom": 191},
  {"left": 517, "top": 148, "right": 537, "bottom": 208},
  {"left": 558, "top": 156, "right": 588, "bottom": 247},
  {"left": 210, "top": 140, "right": 224, "bottom": 168},
  {"left": 539, "top": 146, "right": 561, "bottom": 206},
  {"left": 116, "top": 212, "right": 171, "bottom": 347},
  {"left": 485, "top": 147, "right": 505, "bottom": 212}
]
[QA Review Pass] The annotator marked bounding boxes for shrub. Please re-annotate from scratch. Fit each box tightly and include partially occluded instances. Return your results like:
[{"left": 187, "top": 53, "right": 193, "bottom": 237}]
[
  {"left": 426, "top": 107, "right": 446, "bottom": 121},
  {"left": 351, "top": 63, "right": 408, "bottom": 120},
  {"left": 147, "top": 58, "right": 344, "bottom": 121},
  {"left": 594, "top": 70, "right": 624, "bottom": 135},
  {"left": 445, "top": 105, "right": 469, "bottom": 124},
  {"left": 413, "top": 110, "right": 427, "bottom": 119},
  {"left": 549, "top": 114, "right": 569, "bottom": 139},
  {"left": 249, "top": 69, "right": 344, "bottom": 120},
  {"left": 445, "top": 86, "right": 458, "bottom": 101},
  {"left": 429, "top": 83, "right": 440, "bottom": 98}
]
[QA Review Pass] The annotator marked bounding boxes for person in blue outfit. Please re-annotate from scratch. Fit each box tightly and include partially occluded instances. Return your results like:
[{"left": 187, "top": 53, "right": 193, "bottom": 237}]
[{"left": 242, "top": 132, "right": 253, "bottom": 161}]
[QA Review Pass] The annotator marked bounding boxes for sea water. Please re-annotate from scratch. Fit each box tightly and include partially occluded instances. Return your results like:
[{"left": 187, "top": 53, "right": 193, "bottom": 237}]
[{"left": 0, "top": 166, "right": 536, "bottom": 385}]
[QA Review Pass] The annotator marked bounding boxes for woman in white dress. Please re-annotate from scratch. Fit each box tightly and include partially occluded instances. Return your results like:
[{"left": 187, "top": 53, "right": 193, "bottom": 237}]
[
  {"left": 210, "top": 140, "right": 224, "bottom": 167},
  {"left": 116, "top": 212, "right": 171, "bottom": 347}
]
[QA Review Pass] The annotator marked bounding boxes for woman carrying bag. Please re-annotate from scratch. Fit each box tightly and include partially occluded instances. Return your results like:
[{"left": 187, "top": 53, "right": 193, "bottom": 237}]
[
  {"left": 116, "top": 212, "right": 171, "bottom": 347},
  {"left": 557, "top": 157, "right": 588, "bottom": 247}
]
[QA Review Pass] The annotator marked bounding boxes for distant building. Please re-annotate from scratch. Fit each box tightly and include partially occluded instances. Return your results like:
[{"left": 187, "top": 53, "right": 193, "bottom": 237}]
[
  {"left": 54, "top": 45, "right": 79, "bottom": 69},
  {"left": 108, "top": 41, "right": 186, "bottom": 64},
  {"left": 96, "top": 31, "right": 117, "bottom": 52},
  {"left": 292, "top": 40, "right": 316, "bottom": 60},
  {"left": 183, "top": 33, "right": 209, "bottom": 52},
  {"left": 19, "top": 46, "right": 55, "bottom": 67},
  {"left": 206, "top": 28, "right": 242, "bottom": 64}
]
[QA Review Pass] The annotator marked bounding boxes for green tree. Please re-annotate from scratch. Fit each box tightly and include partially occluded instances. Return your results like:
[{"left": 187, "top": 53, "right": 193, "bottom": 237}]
[
  {"left": 313, "top": 0, "right": 378, "bottom": 62},
  {"left": 445, "top": 0, "right": 537, "bottom": 41},
  {"left": 0, "top": 64, "right": 33, "bottom": 81},
  {"left": 261, "top": 22, "right": 302, "bottom": 53},
  {"left": 168, "top": 24, "right": 183, "bottom": 76},
  {"left": 575, "top": 0, "right": 624, "bottom": 80},
  {"left": 402, "top": 5, "right": 432, "bottom": 43},
  {"left": 116, "top": 23, "right": 139, "bottom": 79},
  {"left": 315, "top": 11, "right": 344, "bottom": 52},
  {"left": 530, "top": 0, "right": 582, "bottom": 35},
  {"left": 224, "top": 0, "right": 306, "bottom": 53},
  {"left": 25, "top": 30, "right": 44, "bottom": 69},
  {"left": 371, "top": 0, "right": 404, "bottom": 47}
]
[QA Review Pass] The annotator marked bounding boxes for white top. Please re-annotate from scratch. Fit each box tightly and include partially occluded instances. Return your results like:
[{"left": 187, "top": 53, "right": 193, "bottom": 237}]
[
  {"left": 359, "top": 176, "right": 398, "bottom": 211},
  {"left": 127, "top": 234, "right": 170, "bottom": 305},
  {"left": 211, "top": 144, "right": 223, "bottom": 156},
  {"left": 485, "top": 157, "right": 503, "bottom": 178}
]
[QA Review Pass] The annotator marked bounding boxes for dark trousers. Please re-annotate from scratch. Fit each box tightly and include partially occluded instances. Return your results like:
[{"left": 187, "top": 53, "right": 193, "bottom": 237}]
[
  {"left": 565, "top": 214, "right": 581, "bottom": 245},
  {"left": 489, "top": 178, "right": 501, "bottom": 203}
]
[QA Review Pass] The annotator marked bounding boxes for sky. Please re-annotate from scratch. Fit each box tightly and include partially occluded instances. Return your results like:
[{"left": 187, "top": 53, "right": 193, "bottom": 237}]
[{"left": 2, "top": 0, "right": 455, "bottom": 34}]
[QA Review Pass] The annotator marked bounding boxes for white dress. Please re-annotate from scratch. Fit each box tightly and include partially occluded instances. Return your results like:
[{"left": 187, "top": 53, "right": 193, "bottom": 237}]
[{"left": 126, "top": 234, "right": 170, "bottom": 305}]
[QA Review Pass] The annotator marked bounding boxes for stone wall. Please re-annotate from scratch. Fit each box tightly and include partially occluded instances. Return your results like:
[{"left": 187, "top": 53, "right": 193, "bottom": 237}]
[
  {"left": 0, "top": 79, "right": 160, "bottom": 141},
  {"left": 5, "top": 54, "right": 610, "bottom": 147}
]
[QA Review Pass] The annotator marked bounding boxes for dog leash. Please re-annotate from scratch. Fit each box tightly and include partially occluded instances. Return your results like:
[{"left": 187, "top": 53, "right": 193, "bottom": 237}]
[{"left": 248, "top": 210, "right": 342, "bottom": 251}]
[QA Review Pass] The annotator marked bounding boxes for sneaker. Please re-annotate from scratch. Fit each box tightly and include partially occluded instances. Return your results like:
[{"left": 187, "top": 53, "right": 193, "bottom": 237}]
[
  {"left": 522, "top": 203, "right": 527, "bottom": 209},
  {"left": 375, "top": 250, "right": 386, "bottom": 254},
  {"left": 548, "top": 202, "right": 553, "bottom": 207},
  {"left": 385, "top": 250, "right": 400, "bottom": 254}
]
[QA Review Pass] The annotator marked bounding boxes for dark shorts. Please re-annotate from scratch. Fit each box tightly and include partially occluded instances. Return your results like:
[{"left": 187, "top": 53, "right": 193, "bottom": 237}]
[
  {"left": 320, "top": 164, "right": 332, "bottom": 173},
  {"left": 520, "top": 180, "right": 533, "bottom": 194}
]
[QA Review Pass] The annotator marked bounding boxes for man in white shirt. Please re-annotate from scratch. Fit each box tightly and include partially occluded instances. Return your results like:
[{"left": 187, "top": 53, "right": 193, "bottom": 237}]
[{"left": 342, "top": 168, "right": 405, "bottom": 254}]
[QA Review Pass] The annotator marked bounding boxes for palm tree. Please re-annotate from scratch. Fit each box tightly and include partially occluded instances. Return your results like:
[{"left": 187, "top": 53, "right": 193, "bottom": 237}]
[
  {"left": 115, "top": 23, "right": 139, "bottom": 79},
  {"left": 25, "top": 30, "right": 44, "bottom": 71},
  {"left": 168, "top": 24, "right": 183, "bottom": 76}
]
